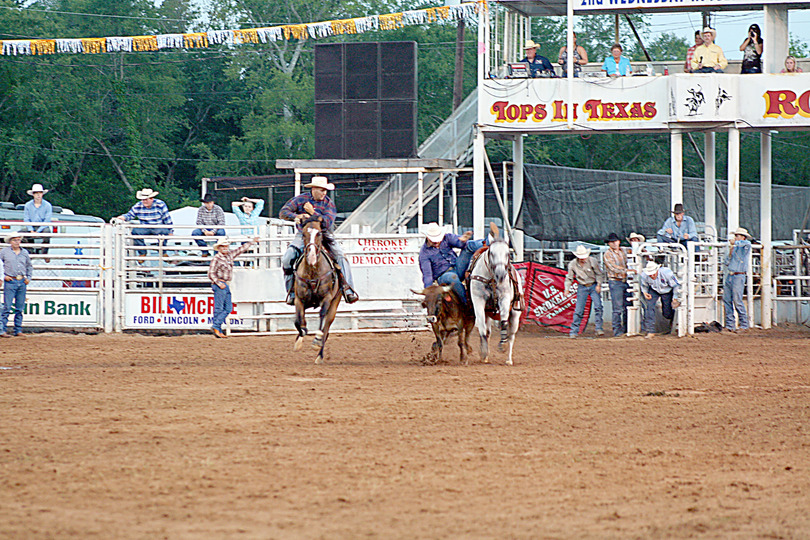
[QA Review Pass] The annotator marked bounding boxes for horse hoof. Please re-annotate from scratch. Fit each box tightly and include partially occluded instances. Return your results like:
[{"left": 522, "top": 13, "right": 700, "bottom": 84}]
[
  {"left": 294, "top": 336, "right": 303, "bottom": 351},
  {"left": 505, "top": 359, "right": 513, "bottom": 366},
  {"left": 314, "top": 356, "right": 323, "bottom": 365}
]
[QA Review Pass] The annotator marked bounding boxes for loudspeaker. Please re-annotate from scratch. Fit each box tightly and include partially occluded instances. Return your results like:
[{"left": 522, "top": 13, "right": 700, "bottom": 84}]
[{"left": 315, "top": 42, "right": 418, "bottom": 159}]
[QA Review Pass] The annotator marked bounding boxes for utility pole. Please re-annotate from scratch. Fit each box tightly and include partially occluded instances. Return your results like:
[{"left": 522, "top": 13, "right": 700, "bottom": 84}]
[{"left": 453, "top": 17, "right": 465, "bottom": 110}]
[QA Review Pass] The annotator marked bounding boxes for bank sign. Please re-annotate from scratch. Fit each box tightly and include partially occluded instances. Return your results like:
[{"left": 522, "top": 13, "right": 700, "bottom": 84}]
[
  {"left": 125, "top": 294, "right": 252, "bottom": 329},
  {"left": 23, "top": 292, "right": 100, "bottom": 326}
]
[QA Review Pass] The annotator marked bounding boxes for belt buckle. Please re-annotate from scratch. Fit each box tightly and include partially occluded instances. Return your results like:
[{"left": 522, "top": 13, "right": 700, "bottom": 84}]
[{"left": 16, "top": 275, "right": 24, "bottom": 280}]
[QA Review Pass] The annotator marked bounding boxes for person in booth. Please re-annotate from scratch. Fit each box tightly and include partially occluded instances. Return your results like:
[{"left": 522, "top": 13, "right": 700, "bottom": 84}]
[
  {"left": 558, "top": 32, "right": 589, "bottom": 77},
  {"left": 691, "top": 27, "right": 727, "bottom": 73},
  {"left": 520, "top": 39, "right": 556, "bottom": 78},
  {"left": 279, "top": 176, "right": 358, "bottom": 306},
  {"left": 684, "top": 30, "right": 703, "bottom": 73},
  {"left": 601, "top": 44, "right": 632, "bottom": 77},
  {"left": 739, "top": 24, "right": 763, "bottom": 74}
]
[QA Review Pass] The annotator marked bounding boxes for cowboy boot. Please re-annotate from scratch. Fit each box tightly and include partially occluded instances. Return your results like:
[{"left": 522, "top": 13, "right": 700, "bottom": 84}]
[{"left": 334, "top": 267, "right": 359, "bottom": 303}]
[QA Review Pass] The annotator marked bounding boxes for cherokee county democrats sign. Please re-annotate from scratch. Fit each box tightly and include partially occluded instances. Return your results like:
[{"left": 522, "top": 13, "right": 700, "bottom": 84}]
[{"left": 576, "top": 0, "right": 799, "bottom": 11}]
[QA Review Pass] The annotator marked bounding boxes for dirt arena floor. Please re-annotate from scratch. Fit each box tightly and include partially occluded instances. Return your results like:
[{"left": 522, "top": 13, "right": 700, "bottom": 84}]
[{"left": 1, "top": 325, "right": 809, "bottom": 539}]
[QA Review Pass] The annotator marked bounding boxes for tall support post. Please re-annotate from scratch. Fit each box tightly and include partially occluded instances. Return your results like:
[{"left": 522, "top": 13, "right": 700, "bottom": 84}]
[
  {"left": 566, "top": 0, "right": 574, "bottom": 130},
  {"left": 670, "top": 131, "right": 683, "bottom": 209},
  {"left": 727, "top": 126, "right": 741, "bottom": 236},
  {"left": 763, "top": 6, "right": 789, "bottom": 74},
  {"left": 760, "top": 132, "right": 773, "bottom": 329},
  {"left": 704, "top": 132, "right": 717, "bottom": 237},
  {"left": 417, "top": 171, "right": 424, "bottom": 231},
  {"left": 294, "top": 171, "right": 301, "bottom": 196},
  {"left": 451, "top": 173, "right": 459, "bottom": 233},
  {"left": 473, "top": 129, "right": 486, "bottom": 239},
  {"left": 438, "top": 172, "right": 444, "bottom": 226},
  {"left": 513, "top": 135, "right": 524, "bottom": 227}
]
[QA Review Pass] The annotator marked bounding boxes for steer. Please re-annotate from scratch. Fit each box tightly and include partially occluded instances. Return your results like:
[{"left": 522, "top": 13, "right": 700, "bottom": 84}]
[{"left": 411, "top": 284, "right": 476, "bottom": 365}]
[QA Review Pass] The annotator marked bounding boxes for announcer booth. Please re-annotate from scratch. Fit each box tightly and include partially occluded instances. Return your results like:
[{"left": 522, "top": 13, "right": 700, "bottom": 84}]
[{"left": 473, "top": 0, "right": 810, "bottom": 332}]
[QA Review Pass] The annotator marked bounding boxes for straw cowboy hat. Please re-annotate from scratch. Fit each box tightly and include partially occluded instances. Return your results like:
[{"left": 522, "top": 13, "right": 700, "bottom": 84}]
[
  {"left": 628, "top": 232, "right": 646, "bottom": 242},
  {"left": 702, "top": 27, "right": 717, "bottom": 38},
  {"left": 136, "top": 188, "right": 159, "bottom": 200},
  {"left": 26, "top": 183, "right": 49, "bottom": 195},
  {"left": 643, "top": 261, "right": 661, "bottom": 275},
  {"left": 304, "top": 176, "right": 335, "bottom": 191},
  {"left": 4, "top": 231, "right": 24, "bottom": 243},
  {"left": 422, "top": 222, "right": 445, "bottom": 243},
  {"left": 733, "top": 227, "right": 752, "bottom": 239},
  {"left": 573, "top": 245, "right": 591, "bottom": 259},
  {"left": 523, "top": 39, "right": 540, "bottom": 50},
  {"left": 213, "top": 237, "right": 231, "bottom": 248}
]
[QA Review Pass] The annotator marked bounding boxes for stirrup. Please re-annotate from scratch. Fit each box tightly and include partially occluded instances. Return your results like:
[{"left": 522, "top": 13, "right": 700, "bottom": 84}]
[
  {"left": 285, "top": 290, "right": 295, "bottom": 306},
  {"left": 343, "top": 287, "right": 359, "bottom": 304}
]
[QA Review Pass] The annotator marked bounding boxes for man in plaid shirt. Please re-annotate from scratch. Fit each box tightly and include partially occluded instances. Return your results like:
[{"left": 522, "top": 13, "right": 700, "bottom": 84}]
[
  {"left": 279, "top": 176, "right": 358, "bottom": 305},
  {"left": 193, "top": 193, "right": 226, "bottom": 256},
  {"left": 116, "top": 188, "right": 173, "bottom": 258},
  {"left": 208, "top": 236, "right": 259, "bottom": 338}
]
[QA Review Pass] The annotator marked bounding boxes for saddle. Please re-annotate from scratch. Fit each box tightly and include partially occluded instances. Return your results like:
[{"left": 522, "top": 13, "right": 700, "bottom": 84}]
[{"left": 465, "top": 246, "right": 525, "bottom": 317}]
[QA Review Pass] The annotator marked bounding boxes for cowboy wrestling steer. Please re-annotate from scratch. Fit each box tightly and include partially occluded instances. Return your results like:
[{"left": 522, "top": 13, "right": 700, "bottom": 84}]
[{"left": 412, "top": 284, "right": 475, "bottom": 365}]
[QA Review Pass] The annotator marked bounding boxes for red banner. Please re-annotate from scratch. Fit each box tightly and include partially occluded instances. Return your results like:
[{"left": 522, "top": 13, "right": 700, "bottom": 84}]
[{"left": 515, "top": 262, "right": 591, "bottom": 334}]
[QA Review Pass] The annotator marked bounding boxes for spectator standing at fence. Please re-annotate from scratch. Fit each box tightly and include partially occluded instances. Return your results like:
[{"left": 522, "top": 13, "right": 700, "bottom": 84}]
[
  {"left": 1, "top": 232, "right": 33, "bottom": 338},
  {"left": 691, "top": 27, "right": 727, "bottom": 73},
  {"left": 279, "top": 176, "right": 358, "bottom": 305},
  {"left": 116, "top": 188, "right": 173, "bottom": 259},
  {"left": 604, "top": 233, "right": 632, "bottom": 336},
  {"left": 684, "top": 30, "right": 703, "bottom": 73},
  {"left": 657, "top": 203, "right": 697, "bottom": 245},
  {"left": 207, "top": 236, "right": 259, "bottom": 339},
  {"left": 639, "top": 261, "right": 681, "bottom": 338},
  {"left": 723, "top": 227, "right": 752, "bottom": 333},
  {"left": 232, "top": 197, "right": 265, "bottom": 236},
  {"left": 564, "top": 245, "right": 604, "bottom": 338},
  {"left": 193, "top": 193, "right": 226, "bottom": 256},
  {"left": 22, "top": 183, "right": 53, "bottom": 261}
]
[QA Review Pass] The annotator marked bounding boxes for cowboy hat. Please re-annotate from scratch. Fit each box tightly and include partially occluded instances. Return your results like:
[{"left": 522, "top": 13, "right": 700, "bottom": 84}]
[
  {"left": 643, "top": 261, "right": 660, "bottom": 275},
  {"left": 523, "top": 39, "right": 540, "bottom": 50},
  {"left": 606, "top": 232, "right": 621, "bottom": 243},
  {"left": 201, "top": 193, "right": 215, "bottom": 203},
  {"left": 733, "top": 227, "right": 752, "bottom": 239},
  {"left": 26, "top": 183, "right": 49, "bottom": 196},
  {"left": 573, "top": 245, "right": 591, "bottom": 259},
  {"left": 213, "top": 237, "right": 231, "bottom": 248},
  {"left": 702, "top": 27, "right": 717, "bottom": 37},
  {"left": 4, "top": 231, "right": 24, "bottom": 243},
  {"left": 136, "top": 188, "right": 159, "bottom": 200},
  {"left": 423, "top": 222, "right": 445, "bottom": 243},
  {"left": 628, "top": 232, "right": 646, "bottom": 242},
  {"left": 304, "top": 176, "right": 335, "bottom": 191},
  {"left": 671, "top": 203, "right": 685, "bottom": 214}
]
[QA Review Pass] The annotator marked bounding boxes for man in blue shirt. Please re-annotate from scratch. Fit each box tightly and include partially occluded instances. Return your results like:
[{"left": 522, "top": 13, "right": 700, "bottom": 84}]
[
  {"left": 723, "top": 227, "right": 752, "bottom": 332},
  {"left": 657, "top": 203, "right": 697, "bottom": 245},
  {"left": 115, "top": 188, "right": 173, "bottom": 259},
  {"left": 602, "top": 44, "right": 632, "bottom": 77},
  {"left": 640, "top": 261, "right": 681, "bottom": 337},
  {"left": 520, "top": 39, "right": 556, "bottom": 78},
  {"left": 23, "top": 183, "right": 53, "bottom": 260},
  {"left": 1, "top": 232, "right": 33, "bottom": 337},
  {"left": 279, "top": 176, "right": 358, "bottom": 305}
]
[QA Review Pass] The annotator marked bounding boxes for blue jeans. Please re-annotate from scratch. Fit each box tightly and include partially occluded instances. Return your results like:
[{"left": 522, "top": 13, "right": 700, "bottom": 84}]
[
  {"left": 2, "top": 279, "right": 27, "bottom": 335},
  {"left": 723, "top": 273, "right": 749, "bottom": 331},
  {"left": 455, "top": 239, "right": 486, "bottom": 278},
  {"left": 570, "top": 283, "right": 603, "bottom": 336},
  {"left": 211, "top": 283, "right": 232, "bottom": 331},
  {"left": 608, "top": 280, "right": 630, "bottom": 336},
  {"left": 643, "top": 289, "right": 674, "bottom": 334},
  {"left": 437, "top": 271, "right": 467, "bottom": 305},
  {"left": 193, "top": 228, "right": 226, "bottom": 255},
  {"left": 131, "top": 227, "right": 171, "bottom": 257}
]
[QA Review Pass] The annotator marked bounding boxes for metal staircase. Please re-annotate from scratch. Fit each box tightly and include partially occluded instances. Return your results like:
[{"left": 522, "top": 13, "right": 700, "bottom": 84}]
[{"left": 336, "top": 88, "right": 478, "bottom": 233}]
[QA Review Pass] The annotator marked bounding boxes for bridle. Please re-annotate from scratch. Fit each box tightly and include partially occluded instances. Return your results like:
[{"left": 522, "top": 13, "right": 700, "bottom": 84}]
[{"left": 296, "top": 225, "right": 335, "bottom": 292}]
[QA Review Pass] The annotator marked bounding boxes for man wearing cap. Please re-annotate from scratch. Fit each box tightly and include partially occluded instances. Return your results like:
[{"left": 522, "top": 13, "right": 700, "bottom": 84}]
[
  {"left": 520, "top": 39, "right": 556, "bottom": 78},
  {"left": 193, "top": 193, "right": 226, "bottom": 256},
  {"left": 418, "top": 222, "right": 493, "bottom": 305},
  {"left": 1, "top": 232, "right": 33, "bottom": 337},
  {"left": 564, "top": 245, "right": 605, "bottom": 338},
  {"left": 691, "top": 27, "right": 727, "bottom": 73},
  {"left": 116, "top": 188, "right": 173, "bottom": 258},
  {"left": 208, "top": 235, "right": 259, "bottom": 338},
  {"left": 23, "top": 183, "right": 53, "bottom": 260},
  {"left": 604, "top": 233, "right": 631, "bottom": 336},
  {"left": 723, "top": 227, "right": 752, "bottom": 332},
  {"left": 279, "top": 176, "right": 358, "bottom": 305},
  {"left": 639, "top": 261, "right": 681, "bottom": 337},
  {"left": 657, "top": 203, "right": 697, "bottom": 245}
]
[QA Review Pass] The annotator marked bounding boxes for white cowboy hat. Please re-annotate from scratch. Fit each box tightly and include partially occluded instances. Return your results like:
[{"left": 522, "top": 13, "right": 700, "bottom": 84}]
[
  {"left": 523, "top": 39, "right": 540, "bottom": 50},
  {"left": 304, "top": 176, "right": 335, "bottom": 191},
  {"left": 573, "top": 245, "right": 591, "bottom": 259},
  {"left": 733, "top": 227, "right": 752, "bottom": 239},
  {"left": 26, "top": 183, "right": 49, "bottom": 195},
  {"left": 628, "top": 232, "right": 646, "bottom": 242},
  {"left": 213, "top": 237, "right": 231, "bottom": 248},
  {"left": 422, "top": 222, "right": 445, "bottom": 243},
  {"left": 702, "top": 27, "right": 716, "bottom": 37},
  {"left": 136, "top": 188, "right": 159, "bottom": 200},
  {"left": 4, "top": 231, "right": 24, "bottom": 243},
  {"left": 643, "top": 261, "right": 661, "bottom": 275}
]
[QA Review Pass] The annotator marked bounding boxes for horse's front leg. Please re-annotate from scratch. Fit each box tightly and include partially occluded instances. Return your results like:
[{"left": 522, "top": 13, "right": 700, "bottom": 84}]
[
  {"left": 497, "top": 286, "right": 512, "bottom": 352},
  {"left": 471, "top": 285, "right": 490, "bottom": 363},
  {"left": 313, "top": 292, "right": 341, "bottom": 364},
  {"left": 293, "top": 299, "right": 307, "bottom": 352},
  {"left": 504, "top": 308, "right": 520, "bottom": 366}
]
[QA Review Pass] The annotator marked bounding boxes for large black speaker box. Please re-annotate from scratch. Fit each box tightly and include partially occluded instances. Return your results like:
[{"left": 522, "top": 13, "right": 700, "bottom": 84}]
[{"left": 315, "top": 41, "right": 417, "bottom": 159}]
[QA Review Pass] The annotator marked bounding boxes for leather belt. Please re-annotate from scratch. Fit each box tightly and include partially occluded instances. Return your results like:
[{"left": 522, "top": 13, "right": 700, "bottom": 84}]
[{"left": 729, "top": 272, "right": 745, "bottom": 275}]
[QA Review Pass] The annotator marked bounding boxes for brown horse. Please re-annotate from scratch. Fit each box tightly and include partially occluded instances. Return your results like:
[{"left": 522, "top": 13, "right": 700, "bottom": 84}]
[{"left": 293, "top": 218, "right": 342, "bottom": 364}]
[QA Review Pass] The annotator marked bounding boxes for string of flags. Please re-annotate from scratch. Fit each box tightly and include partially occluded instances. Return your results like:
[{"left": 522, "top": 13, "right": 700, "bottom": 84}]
[{"left": 0, "top": 1, "right": 482, "bottom": 56}]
